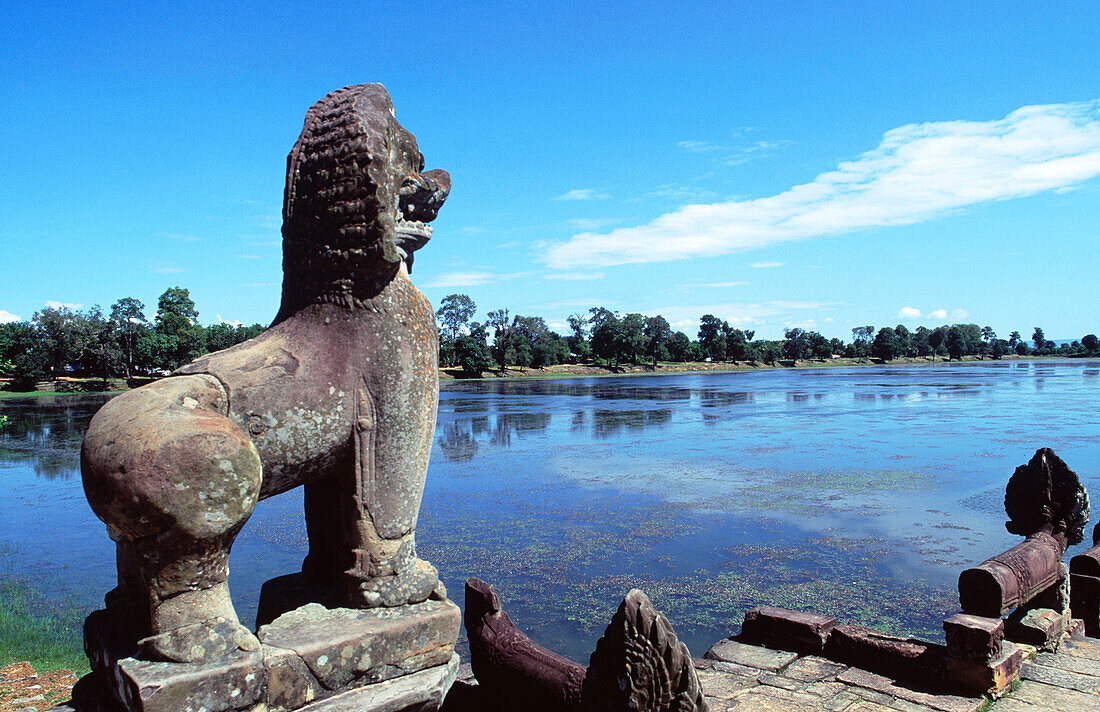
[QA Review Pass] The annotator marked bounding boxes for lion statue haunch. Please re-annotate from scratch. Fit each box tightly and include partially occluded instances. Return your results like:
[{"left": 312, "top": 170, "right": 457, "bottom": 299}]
[{"left": 81, "top": 84, "right": 451, "bottom": 664}]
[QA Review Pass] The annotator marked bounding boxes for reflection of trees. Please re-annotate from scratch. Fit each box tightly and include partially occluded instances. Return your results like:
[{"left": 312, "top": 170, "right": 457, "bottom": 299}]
[
  {"left": 490, "top": 412, "right": 552, "bottom": 447},
  {"left": 700, "top": 391, "right": 753, "bottom": 407},
  {"left": 437, "top": 421, "right": 479, "bottom": 462},
  {"left": 0, "top": 395, "right": 111, "bottom": 480},
  {"left": 592, "top": 385, "right": 691, "bottom": 401},
  {"left": 592, "top": 409, "right": 671, "bottom": 438},
  {"left": 700, "top": 391, "right": 754, "bottom": 423}
]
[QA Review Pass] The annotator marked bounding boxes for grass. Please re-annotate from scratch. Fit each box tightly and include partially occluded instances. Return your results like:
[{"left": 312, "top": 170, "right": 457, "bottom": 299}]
[{"left": 0, "top": 545, "right": 89, "bottom": 675}]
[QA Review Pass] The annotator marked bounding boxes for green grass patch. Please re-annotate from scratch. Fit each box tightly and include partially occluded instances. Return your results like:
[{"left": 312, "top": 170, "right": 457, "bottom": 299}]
[{"left": 0, "top": 575, "right": 89, "bottom": 675}]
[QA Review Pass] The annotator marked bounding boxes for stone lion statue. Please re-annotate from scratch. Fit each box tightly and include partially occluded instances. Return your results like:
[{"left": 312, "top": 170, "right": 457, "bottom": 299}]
[{"left": 81, "top": 84, "right": 451, "bottom": 663}]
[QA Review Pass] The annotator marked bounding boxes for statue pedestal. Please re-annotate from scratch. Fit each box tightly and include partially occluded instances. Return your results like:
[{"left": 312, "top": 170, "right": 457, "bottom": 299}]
[{"left": 80, "top": 597, "right": 460, "bottom": 712}]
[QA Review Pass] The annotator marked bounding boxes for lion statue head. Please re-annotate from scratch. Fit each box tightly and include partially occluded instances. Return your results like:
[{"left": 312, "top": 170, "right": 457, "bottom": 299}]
[{"left": 276, "top": 84, "right": 450, "bottom": 322}]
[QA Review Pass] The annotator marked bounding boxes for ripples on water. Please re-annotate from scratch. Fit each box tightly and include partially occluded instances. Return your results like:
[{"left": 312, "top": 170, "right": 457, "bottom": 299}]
[{"left": 1, "top": 360, "right": 1097, "bottom": 662}]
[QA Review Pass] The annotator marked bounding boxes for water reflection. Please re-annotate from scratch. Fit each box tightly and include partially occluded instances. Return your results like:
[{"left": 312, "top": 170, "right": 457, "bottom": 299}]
[
  {"left": 0, "top": 394, "right": 112, "bottom": 479},
  {"left": 437, "top": 422, "right": 479, "bottom": 462},
  {"left": 592, "top": 409, "right": 672, "bottom": 438}
]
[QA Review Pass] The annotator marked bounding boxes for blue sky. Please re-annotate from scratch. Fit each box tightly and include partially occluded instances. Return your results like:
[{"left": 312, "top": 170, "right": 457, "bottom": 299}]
[{"left": 2, "top": 2, "right": 1098, "bottom": 340}]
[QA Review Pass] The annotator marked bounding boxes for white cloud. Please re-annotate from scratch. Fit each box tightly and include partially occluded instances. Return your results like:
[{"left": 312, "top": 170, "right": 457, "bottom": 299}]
[
  {"left": 700, "top": 281, "right": 750, "bottom": 288},
  {"left": 421, "top": 271, "right": 499, "bottom": 288},
  {"left": 654, "top": 300, "right": 835, "bottom": 329},
  {"left": 899, "top": 306, "right": 922, "bottom": 319},
  {"left": 0, "top": 310, "right": 21, "bottom": 323},
  {"left": 566, "top": 217, "right": 622, "bottom": 230},
  {"left": 928, "top": 309, "right": 948, "bottom": 320},
  {"left": 545, "top": 272, "right": 606, "bottom": 281},
  {"left": 951, "top": 308, "right": 971, "bottom": 319},
  {"left": 159, "top": 232, "right": 203, "bottom": 242},
  {"left": 544, "top": 100, "right": 1100, "bottom": 269},
  {"left": 152, "top": 262, "right": 186, "bottom": 274},
  {"left": 554, "top": 188, "right": 610, "bottom": 201},
  {"left": 751, "top": 261, "right": 784, "bottom": 269},
  {"left": 217, "top": 315, "right": 244, "bottom": 327},
  {"left": 45, "top": 301, "right": 83, "bottom": 310}
]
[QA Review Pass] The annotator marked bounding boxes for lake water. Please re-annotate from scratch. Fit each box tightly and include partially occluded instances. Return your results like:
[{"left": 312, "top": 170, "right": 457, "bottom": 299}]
[{"left": 1, "top": 360, "right": 1098, "bottom": 662}]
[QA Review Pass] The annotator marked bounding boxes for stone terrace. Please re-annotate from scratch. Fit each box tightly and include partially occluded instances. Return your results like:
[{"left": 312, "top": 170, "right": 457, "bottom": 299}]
[{"left": 681, "top": 635, "right": 1100, "bottom": 712}]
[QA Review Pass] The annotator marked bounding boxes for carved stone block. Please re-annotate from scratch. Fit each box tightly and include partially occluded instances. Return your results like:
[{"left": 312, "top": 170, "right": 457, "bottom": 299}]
[
  {"left": 739, "top": 606, "right": 836, "bottom": 654},
  {"left": 943, "top": 613, "right": 1003, "bottom": 663},
  {"left": 823, "top": 625, "right": 944, "bottom": 681},
  {"left": 944, "top": 641, "right": 1022, "bottom": 695},
  {"left": 295, "top": 654, "right": 458, "bottom": 712},
  {"left": 112, "top": 649, "right": 265, "bottom": 712},
  {"left": 1005, "top": 607, "right": 1066, "bottom": 651},
  {"left": 257, "top": 600, "right": 460, "bottom": 693}
]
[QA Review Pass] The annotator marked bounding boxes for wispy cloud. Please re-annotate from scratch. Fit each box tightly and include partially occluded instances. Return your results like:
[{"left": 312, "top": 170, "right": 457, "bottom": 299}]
[
  {"left": 566, "top": 217, "right": 623, "bottom": 230},
  {"left": 928, "top": 309, "right": 948, "bottom": 320},
  {"left": 421, "top": 271, "right": 500, "bottom": 288},
  {"left": 700, "top": 281, "right": 750, "bottom": 288},
  {"left": 554, "top": 188, "right": 610, "bottom": 201},
  {"left": 45, "top": 300, "right": 83, "bottom": 310},
  {"left": 751, "top": 261, "right": 783, "bottom": 269},
  {"left": 629, "top": 183, "right": 721, "bottom": 203},
  {"left": 545, "top": 272, "right": 607, "bottom": 281},
  {"left": 158, "top": 232, "right": 204, "bottom": 243},
  {"left": 545, "top": 101, "right": 1100, "bottom": 270},
  {"left": 678, "top": 136, "right": 794, "bottom": 166},
  {"left": 152, "top": 261, "right": 186, "bottom": 274},
  {"left": 655, "top": 300, "right": 835, "bottom": 328},
  {"left": 951, "top": 308, "right": 971, "bottom": 319},
  {"left": 0, "top": 310, "right": 21, "bottom": 323}
]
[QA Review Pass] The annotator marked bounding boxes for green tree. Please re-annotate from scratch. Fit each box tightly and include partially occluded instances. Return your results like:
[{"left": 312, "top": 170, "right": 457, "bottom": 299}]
[
  {"left": 486, "top": 308, "right": 511, "bottom": 370},
  {"left": 436, "top": 294, "right": 477, "bottom": 366},
  {"left": 666, "top": 331, "right": 693, "bottom": 362},
  {"left": 566, "top": 313, "right": 591, "bottom": 361},
  {"left": 1032, "top": 327, "right": 1046, "bottom": 354},
  {"left": 698, "top": 314, "right": 727, "bottom": 361},
  {"left": 110, "top": 297, "right": 147, "bottom": 379},
  {"left": 1008, "top": 331, "right": 1022, "bottom": 349},
  {"left": 589, "top": 308, "right": 622, "bottom": 365},
  {"left": 156, "top": 287, "right": 204, "bottom": 370},
  {"left": 782, "top": 328, "right": 808, "bottom": 361},
  {"left": 851, "top": 325, "right": 874, "bottom": 362},
  {"left": 643, "top": 315, "right": 672, "bottom": 366},
  {"left": 454, "top": 333, "right": 492, "bottom": 376},
  {"left": 619, "top": 313, "right": 647, "bottom": 364},
  {"left": 871, "top": 327, "right": 900, "bottom": 361},
  {"left": 1083, "top": 334, "right": 1099, "bottom": 353}
]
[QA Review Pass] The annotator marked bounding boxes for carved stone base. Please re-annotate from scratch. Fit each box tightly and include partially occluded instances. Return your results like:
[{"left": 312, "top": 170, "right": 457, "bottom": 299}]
[{"left": 82, "top": 598, "right": 460, "bottom": 712}]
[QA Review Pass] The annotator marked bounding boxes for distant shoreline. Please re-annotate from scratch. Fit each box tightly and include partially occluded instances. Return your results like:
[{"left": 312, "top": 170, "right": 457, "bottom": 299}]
[
  {"left": 438, "top": 353, "right": 1091, "bottom": 382},
  {"left": 0, "top": 355, "right": 1092, "bottom": 400}
]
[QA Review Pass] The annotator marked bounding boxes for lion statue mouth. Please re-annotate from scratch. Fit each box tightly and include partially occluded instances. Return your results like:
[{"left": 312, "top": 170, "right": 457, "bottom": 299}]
[{"left": 395, "top": 167, "right": 451, "bottom": 263}]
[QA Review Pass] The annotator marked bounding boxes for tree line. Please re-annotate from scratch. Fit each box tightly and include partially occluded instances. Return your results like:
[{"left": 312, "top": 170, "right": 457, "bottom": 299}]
[
  {"left": 434, "top": 293, "right": 1100, "bottom": 375},
  {"left": 4, "top": 288, "right": 1096, "bottom": 390},
  {"left": 0, "top": 287, "right": 264, "bottom": 391}
]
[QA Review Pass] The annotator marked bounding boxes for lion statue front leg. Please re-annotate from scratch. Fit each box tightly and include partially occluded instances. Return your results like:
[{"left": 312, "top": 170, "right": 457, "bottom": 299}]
[{"left": 82, "top": 375, "right": 263, "bottom": 663}]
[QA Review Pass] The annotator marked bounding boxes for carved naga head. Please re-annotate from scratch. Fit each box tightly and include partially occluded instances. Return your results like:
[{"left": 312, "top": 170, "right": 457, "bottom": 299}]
[{"left": 277, "top": 84, "right": 450, "bottom": 319}]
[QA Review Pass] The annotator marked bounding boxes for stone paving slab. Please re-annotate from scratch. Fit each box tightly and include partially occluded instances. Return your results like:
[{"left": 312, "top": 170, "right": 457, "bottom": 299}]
[
  {"left": 1019, "top": 659, "right": 1100, "bottom": 694},
  {"left": 705, "top": 639, "right": 800, "bottom": 671},
  {"left": 1010, "top": 679, "right": 1100, "bottom": 710},
  {"left": 693, "top": 641, "right": 984, "bottom": 712}
]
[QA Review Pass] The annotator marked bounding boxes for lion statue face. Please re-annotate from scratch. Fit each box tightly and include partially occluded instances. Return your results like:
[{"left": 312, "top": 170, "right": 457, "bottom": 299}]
[{"left": 277, "top": 84, "right": 450, "bottom": 318}]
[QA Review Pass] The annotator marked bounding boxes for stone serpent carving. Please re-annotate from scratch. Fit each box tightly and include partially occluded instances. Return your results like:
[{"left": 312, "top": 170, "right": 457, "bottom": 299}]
[
  {"left": 81, "top": 84, "right": 451, "bottom": 664},
  {"left": 465, "top": 578, "right": 707, "bottom": 712}
]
